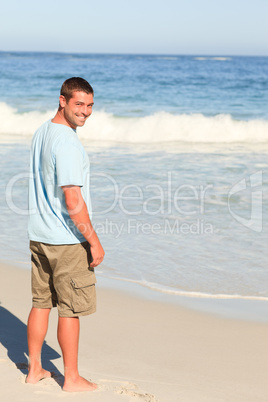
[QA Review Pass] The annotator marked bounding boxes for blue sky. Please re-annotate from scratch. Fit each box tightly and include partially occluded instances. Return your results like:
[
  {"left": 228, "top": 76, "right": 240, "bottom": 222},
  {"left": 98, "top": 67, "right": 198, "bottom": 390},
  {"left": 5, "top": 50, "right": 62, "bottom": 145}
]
[{"left": 1, "top": 0, "right": 267, "bottom": 55}]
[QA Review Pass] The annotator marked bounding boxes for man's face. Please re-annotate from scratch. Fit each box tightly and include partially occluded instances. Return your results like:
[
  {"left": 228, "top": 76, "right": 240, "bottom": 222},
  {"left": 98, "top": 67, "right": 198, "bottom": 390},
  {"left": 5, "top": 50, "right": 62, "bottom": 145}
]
[{"left": 60, "top": 91, "right": 94, "bottom": 129}]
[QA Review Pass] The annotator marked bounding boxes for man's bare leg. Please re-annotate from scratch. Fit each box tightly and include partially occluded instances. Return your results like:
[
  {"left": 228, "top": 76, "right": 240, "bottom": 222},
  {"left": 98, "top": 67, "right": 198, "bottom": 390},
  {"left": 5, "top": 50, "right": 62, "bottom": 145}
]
[
  {"left": 57, "top": 316, "right": 97, "bottom": 392},
  {"left": 26, "top": 307, "right": 52, "bottom": 383}
]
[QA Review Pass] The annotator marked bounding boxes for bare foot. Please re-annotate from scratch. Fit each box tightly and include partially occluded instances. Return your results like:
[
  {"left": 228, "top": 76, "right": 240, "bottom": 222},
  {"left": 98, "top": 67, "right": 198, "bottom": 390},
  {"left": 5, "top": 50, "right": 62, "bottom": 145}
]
[
  {"left": 63, "top": 375, "right": 97, "bottom": 392},
  {"left": 26, "top": 368, "right": 52, "bottom": 384}
]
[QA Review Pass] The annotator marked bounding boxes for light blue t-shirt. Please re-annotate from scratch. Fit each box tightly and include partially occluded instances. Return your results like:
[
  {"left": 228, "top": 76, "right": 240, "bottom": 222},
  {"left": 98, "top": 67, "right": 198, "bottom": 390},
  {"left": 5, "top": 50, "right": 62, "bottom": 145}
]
[{"left": 28, "top": 120, "right": 92, "bottom": 244}]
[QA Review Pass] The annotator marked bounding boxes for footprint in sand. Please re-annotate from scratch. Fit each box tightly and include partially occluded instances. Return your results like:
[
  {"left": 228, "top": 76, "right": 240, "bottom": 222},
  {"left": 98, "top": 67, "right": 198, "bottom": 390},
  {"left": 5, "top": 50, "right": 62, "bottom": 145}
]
[
  {"left": 116, "top": 387, "right": 157, "bottom": 401},
  {"left": 98, "top": 379, "right": 158, "bottom": 401}
]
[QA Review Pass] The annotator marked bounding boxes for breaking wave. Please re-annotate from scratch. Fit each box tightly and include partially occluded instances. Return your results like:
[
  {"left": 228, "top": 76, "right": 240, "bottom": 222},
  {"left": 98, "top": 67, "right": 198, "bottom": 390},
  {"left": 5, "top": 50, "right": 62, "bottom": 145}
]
[{"left": 1, "top": 102, "right": 268, "bottom": 144}]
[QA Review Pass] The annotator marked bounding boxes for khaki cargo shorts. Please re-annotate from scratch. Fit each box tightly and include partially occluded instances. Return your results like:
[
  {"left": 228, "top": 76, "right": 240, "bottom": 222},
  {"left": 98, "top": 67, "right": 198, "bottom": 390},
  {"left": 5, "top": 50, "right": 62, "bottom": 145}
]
[{"left": 30, "top": 240, "right": 96, "bottom": 317}]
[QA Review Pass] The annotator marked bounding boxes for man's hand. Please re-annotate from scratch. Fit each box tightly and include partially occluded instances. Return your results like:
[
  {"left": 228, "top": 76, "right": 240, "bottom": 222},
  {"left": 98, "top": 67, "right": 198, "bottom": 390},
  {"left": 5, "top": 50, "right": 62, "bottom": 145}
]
[
  {"left": 62, "top": 185, "right": 105, "bottom": 268},
  {"left": 89, "top": 241, "right": 105, "bottom": 268}
]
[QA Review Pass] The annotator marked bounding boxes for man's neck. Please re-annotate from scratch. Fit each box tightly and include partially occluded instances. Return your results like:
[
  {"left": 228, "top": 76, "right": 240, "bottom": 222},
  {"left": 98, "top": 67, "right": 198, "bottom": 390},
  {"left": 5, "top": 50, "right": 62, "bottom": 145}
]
[{"left": 52, "top": 110, "right": 75, "bottom": 129}]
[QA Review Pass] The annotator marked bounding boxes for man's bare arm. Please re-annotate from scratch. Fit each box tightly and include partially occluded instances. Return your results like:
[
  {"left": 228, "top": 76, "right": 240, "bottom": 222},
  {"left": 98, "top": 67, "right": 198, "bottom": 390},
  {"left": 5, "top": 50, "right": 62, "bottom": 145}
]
[{"left": 62, "top": 185, "right": 104, "bottom": 268}]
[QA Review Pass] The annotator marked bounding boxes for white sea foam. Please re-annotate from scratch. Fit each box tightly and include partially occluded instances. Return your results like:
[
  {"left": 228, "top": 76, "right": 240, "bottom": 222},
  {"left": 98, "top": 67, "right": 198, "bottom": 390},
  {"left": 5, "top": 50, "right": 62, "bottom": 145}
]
[
  {"left": 0, "top": 103, "right": 54, "bottom": 136},
  {"left": 194, "top": 57, "right": 231, "bottom": 61},
  {"left": 1, "top": 102, "right": 268, "bottom": 144},
  {"left": 100, "top": 274, "right": 268, "bottom": 301},
  {"left": 211, "top": 57, "right": 231, "bottom": 61},
  {"left": 194, "top": 57, "right": 208, "bottom": 61}
]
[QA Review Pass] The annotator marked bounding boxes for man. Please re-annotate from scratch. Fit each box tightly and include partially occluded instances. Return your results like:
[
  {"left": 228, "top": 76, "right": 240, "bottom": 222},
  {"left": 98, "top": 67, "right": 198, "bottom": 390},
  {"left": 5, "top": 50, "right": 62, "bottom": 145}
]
[{"left": 27, "top": 77, "right": 104, "bottom": 392}]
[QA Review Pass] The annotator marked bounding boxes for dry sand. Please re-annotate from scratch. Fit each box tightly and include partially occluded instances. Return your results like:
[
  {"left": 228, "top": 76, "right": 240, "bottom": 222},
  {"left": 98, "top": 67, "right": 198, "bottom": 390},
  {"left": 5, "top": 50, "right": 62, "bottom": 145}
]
[{"left": 0, "top": 262, "right": 267, "bottom": 402}]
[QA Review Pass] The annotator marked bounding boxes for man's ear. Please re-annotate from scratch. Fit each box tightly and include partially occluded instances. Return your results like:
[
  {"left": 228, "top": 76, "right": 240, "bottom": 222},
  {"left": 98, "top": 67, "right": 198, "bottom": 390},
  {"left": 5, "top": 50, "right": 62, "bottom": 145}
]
[{"left": 59, "top": 95, "right": 67, "bottom": 108}]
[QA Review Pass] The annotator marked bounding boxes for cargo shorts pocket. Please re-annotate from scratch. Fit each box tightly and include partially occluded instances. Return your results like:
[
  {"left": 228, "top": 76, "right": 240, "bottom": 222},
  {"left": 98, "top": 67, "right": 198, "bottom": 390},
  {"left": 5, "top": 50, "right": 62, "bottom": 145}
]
[{"left": 70, "top": 271, "right": 96, "bottom": 314}]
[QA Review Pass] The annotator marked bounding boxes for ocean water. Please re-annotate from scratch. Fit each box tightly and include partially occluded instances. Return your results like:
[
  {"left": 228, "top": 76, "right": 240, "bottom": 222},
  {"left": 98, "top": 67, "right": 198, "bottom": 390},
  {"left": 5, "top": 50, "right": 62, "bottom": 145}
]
[{"left": 0, "top": 51, "right": 268, "bottom": 301}]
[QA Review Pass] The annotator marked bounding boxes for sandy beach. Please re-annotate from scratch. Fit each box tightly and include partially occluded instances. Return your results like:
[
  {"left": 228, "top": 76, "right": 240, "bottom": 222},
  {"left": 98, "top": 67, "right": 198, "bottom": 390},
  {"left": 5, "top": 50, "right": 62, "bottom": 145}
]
[{"left": 0, "top": 261, "right": 268, "bottom": 402}]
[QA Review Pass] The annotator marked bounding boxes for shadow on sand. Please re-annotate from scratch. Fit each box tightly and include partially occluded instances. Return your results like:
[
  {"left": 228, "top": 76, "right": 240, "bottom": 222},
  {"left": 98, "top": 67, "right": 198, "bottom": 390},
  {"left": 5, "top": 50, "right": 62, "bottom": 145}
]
[{"left": 0, "top": 305, "right": 64, "bottom": 386}]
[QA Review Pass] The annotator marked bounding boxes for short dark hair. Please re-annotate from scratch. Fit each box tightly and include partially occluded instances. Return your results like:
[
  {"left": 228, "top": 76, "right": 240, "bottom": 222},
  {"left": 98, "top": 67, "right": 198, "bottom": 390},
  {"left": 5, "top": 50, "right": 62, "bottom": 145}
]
[{"left": 60, "top": 77, "right": 94, "bottom": 102}]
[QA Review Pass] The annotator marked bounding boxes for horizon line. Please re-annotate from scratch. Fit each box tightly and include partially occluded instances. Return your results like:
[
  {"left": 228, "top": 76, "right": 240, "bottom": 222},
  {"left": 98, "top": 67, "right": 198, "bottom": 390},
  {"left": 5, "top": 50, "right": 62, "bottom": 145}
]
[{"left": 0, "top": 50, "right": 267, "bottom": 58}]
